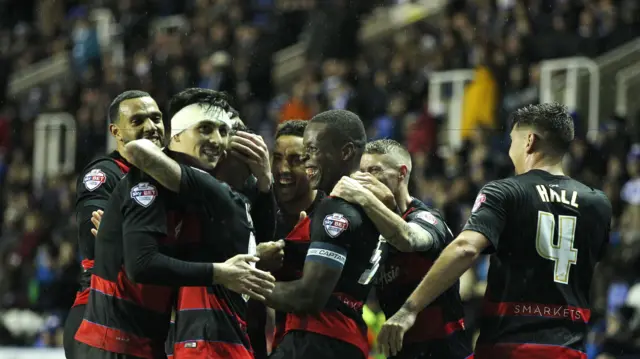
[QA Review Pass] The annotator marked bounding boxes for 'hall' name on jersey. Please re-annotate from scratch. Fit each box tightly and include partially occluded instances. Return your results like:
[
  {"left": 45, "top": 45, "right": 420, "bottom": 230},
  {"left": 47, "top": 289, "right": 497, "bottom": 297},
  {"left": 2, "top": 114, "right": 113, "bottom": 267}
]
[{"left": 535, "top": 185, "right": 578, "bottom": 208}]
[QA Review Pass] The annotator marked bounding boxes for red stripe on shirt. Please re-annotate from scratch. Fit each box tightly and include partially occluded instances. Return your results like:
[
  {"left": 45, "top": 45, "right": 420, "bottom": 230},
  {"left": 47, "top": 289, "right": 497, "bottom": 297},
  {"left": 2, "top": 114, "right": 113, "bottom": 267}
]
[
  {"left": 482, "top": 301, "right": 591, "bottom": 323},
  {"left": 283, "top": 292, "right": 369, "bottom": 359},
  {"left": 72, "top": 288, "right": 90, "bottom": 307},
  {"left": 91, "top": 271, "right": 174, "bottom": 313},
  {"left": 405, "top": 306, "right": 466, "bottom": 342},
  {"left": 173, "top": 340, "right": 253, "bottom": 359},
  {"left": 75, "top": 319, "right": 161, "bottom": 359}
]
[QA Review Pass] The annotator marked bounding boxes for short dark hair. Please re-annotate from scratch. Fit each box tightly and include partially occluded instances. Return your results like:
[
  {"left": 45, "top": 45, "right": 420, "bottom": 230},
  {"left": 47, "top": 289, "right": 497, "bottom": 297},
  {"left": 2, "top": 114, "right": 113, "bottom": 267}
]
[
  {"left": 275, "top": 120, "right": 307, "bottom": 139},
  {"left": 168, "top": 88, "right": 233, "bottom": 136},
  {"left": 168, "top": 88, "right": 233, "bottom": 120},
  {"left": 509, "top": 103, "right": 575, "bottom": 157},
  {"left": 108, "top": 90, "right": 150, "bottom": 123},
  {"left": 365, "top": 139, "right": 412, "bottom": 173},
  {"left": 231, "top": 121, "right": 255, "bottom": 135},
  {"left": 309, "top": 110, "right": 367, "bottom": 151}
]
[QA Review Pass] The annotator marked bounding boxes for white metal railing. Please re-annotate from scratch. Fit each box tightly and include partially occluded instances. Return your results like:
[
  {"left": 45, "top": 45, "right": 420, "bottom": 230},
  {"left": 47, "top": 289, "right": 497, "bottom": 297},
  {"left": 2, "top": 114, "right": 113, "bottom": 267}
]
[
  {"left": 428, "top": 70, "right": 475, "bottom": 149},
  {"left": 33, "top": 113, "right": 76, "bottom": 190},
  {"left": 551, "top": 38, "right": 640, "bottom": 125},
  {"left": 615, "top": 63, "right": 640, "bottom": 118},
  {"left": 539, "top": 57, "right": 600, "bottom": 141}
]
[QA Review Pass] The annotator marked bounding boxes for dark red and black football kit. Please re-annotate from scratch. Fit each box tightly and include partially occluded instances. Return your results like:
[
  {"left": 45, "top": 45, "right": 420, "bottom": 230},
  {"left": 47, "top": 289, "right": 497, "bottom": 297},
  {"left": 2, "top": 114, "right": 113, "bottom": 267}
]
[
  {"left": 63, "top": 151, "right": 131, "bottom": 359},
  {"left": 168, "top": 157, "right": 276, "bottom": 359},
  {"left": 247, "top": 192, "right": 326, "bottom": 359},
  {"left": 269, "top": 196, "right": 386, "bottom": 359},
  {"left": 463, "top": 170, "right": 611, "bottom": 359},
  {"left": 74, "top": 161, "right": 224, "bottom": 359},
  {"left": 376, "top": 198, "right": 471, "bottom": 359}
]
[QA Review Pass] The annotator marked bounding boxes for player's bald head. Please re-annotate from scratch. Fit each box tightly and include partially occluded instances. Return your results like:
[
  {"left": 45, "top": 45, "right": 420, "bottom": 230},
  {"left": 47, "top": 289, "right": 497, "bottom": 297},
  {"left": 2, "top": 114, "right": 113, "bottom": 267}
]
[{"left": 364, "top": 139, "right": 412, "bottom": 175}]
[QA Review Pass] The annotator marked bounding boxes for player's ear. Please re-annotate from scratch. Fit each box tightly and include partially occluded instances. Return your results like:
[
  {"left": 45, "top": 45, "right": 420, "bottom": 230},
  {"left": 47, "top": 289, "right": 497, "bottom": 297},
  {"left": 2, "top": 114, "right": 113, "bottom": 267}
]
[
  {"left": 109, "top": 123, "right": 122, "bottom": 141},
  {"left": 399, "top": 165, "right": 408, "bottom": 181},
  {"left": 341, "top": 142, "right": 355, "bottom": 162},
  {"left": 525, "top": 132, "right": 537, "bottom": 154}
]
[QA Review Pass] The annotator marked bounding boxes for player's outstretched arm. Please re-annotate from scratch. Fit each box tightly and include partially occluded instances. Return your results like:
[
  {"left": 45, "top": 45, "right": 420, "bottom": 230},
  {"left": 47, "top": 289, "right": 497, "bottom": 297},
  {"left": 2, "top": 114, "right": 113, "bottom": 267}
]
[
  {"left": 377, "top": 231, "right": 489, "bottom": 356},
  {"left": 265, "top": 253, "right": 342, "bottom": 313},
  {"left": 265, "top": 202, "right": 354, "bottom": 313},
  {"left": 125, "top": 139, "right": 236, "bottom": 208},
  {"left": 331, "top": 176, "right": 434, "bottom": 252},
  {"left": 378, "top": 181, "right": 511, "bottom": 357}
]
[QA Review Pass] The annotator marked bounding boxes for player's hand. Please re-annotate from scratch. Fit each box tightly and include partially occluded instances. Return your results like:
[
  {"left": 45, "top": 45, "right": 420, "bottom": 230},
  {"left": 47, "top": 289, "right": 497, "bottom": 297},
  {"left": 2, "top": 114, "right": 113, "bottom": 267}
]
[
  {"left": 298, "top": 211, "right": 307, "bottom": 223},
  {"left": 330, "top": 176, "right": 371, "bottom": 206},
  {"left": 377, "top": 307, "right": 417, "bottom": 357},
  {"left": 229, "top": 131, "right": 272, "bottom": 192},
  {"left": 90, "top": 210, "right": 104, "bottom": 237},
  {"left": 256, "top": 240, "right": 285, "bottom": 271},
  {"left": 213, "top": 254, "right": 276, "bottom": 301},
  {"left": 350, "top": 171, "right": 397, "bottom": 210}
]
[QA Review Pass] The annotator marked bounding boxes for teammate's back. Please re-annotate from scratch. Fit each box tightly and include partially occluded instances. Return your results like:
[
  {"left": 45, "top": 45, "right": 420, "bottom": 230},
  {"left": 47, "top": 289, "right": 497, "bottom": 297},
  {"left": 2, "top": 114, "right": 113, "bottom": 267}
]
[{"left": 472, "top": 170, "right": 611, "bottom": 356}]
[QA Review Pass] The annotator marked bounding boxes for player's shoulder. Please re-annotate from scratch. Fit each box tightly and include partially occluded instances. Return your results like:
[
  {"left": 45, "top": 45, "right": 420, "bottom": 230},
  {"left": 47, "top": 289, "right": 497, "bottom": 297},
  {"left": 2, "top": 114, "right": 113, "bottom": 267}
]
[
  {"left": 77, "top": 153, "right": 126, "bottom": 193},
  {"left": 406, "top": 198, "right": 444, "bottom": 224},
  {"left": 316, "top": 196, "right": 363, "bottom": 218},
  {"left": 314, "top": 196, "right": 365, "bottom": 231}
]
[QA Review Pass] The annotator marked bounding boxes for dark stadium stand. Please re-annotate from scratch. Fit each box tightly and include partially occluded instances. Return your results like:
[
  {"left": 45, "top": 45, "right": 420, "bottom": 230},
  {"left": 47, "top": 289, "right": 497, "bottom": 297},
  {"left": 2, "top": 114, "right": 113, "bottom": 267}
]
[{"left": 0, "top": 1, "right": 639, "bottom": 358}]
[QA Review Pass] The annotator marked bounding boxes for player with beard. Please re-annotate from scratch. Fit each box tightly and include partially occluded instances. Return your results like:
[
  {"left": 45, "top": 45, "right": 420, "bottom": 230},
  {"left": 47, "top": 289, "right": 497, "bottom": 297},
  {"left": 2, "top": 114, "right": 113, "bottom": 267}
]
[
  {"left": 247, "top": 120, "right": 325, "bottom": 359},
  {"left": 118, "top": 88, "right": 281, "bottom": 359},
  {"left": 331, "top": 139, "right": 471, "bottom": 359},
  {"left": 74, "top": 89, "right": 276, "bottom": 359},
  {"left": 378, "top": 103, "right": 612, "bottom": 359},
  {"left": 63, "top": 90, "right": 164, "bottom": 359},
  {"left": 265, "top": 110, "right": 387, "bottom": 359}
]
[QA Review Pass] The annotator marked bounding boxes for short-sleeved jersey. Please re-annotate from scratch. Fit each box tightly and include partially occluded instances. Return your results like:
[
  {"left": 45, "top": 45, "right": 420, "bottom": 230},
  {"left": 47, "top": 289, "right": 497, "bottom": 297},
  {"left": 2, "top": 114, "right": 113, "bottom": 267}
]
[
  {"left": 463, "top": 169, "right": 611, "bottom": 359},
  {"left": 75, "top": 166, "right": 191, "bottom": 359},
  {"left": 275, "top": 196, "right": 385, "bottom": 358},
  {"left": 172, "top": 163, "right": 262, "bottom": 359},
  {"left": 375, "top": 198, "right": 471, "bottom": 358},
  {"left": 72, "top": 151, "right": 130, "bottom": 307}
]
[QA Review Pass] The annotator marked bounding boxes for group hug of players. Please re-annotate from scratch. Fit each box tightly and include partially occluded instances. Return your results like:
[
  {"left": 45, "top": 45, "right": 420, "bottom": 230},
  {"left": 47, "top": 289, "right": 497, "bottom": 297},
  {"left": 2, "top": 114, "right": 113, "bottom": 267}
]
[{"left": 61, "top": 87, "right": 612, "bottom": 359}]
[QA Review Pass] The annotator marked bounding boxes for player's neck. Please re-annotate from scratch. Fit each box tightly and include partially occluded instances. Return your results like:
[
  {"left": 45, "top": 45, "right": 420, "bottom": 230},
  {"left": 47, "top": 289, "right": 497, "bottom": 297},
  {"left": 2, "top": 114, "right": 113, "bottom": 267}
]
[
  {"left": 525, "top": 157, "right": 565, "bottom": 176},
  {"left": 281, "top": 190, "right": 317, "bottom": 217},
  {"left": 396, "top": 186, "right": 412, "bottom": 214},
  {"left": 116, "top": 144, "right": 126, "bottom": 160}
]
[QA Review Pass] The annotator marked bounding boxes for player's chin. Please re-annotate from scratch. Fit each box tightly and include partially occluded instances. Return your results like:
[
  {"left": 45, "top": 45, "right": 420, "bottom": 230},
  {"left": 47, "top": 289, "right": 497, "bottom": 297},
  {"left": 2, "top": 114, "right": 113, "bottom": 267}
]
[
  {"left": 198, "top": 156, "right": 219, "bottom": 170},
  {"left": 275, "top": 185, "right": 297, "bottom": 202}
]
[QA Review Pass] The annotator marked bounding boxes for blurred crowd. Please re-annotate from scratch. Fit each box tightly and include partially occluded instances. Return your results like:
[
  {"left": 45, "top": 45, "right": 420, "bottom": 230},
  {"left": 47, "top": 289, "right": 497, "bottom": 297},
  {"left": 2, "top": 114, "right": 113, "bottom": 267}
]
[{"left": 0, "top": 0, "right": 639, "bottom": 357}]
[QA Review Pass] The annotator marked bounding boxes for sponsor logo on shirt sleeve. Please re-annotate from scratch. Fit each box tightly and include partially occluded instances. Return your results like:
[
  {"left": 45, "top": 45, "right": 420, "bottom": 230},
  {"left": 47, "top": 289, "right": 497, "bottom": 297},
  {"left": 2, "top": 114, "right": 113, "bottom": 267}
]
[
  {"left": 83, "top": 169, "right": 106, "bottom": 191},
  {"left": 471, "top": 193, "right": 486, "bottom": 213},
  {"left": 130, "top": 182, "right": 158, "bottom": 207},
  {"left": 322, "top": 213, "right": 350, "bottom": 238},
  {"left": 414, "top": 211, "right": 438, "bottom": 225}
]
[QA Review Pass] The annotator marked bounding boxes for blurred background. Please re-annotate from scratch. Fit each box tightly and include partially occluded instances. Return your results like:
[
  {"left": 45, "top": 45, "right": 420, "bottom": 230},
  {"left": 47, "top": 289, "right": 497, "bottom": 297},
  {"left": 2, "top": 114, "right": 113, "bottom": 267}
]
[{"left": 0, "top": 0, "right": 639, "bottom": 358}]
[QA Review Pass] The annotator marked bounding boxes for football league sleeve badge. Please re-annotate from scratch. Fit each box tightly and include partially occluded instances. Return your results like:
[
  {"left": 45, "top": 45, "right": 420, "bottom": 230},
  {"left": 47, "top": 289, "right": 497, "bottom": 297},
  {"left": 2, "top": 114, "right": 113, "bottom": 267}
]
[
  {"left": 323, "top": 213, "right": 350, "bottom": 238},
  {"left": 83, "top": 169, "right": 107, "bottom": 191},
  {"left": 130, "top": 182, "right": 158, "bottom": 207},
  {"left": 472, "top": 193, "right": 487, "bottom": 213}
]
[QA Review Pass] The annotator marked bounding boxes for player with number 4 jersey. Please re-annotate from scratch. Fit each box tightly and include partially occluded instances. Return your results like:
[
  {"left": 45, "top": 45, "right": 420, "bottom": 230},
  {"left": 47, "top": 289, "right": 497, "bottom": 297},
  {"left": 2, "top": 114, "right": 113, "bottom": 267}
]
[{"left": 378, "top": 103, "right": 611, "bottom": 359}]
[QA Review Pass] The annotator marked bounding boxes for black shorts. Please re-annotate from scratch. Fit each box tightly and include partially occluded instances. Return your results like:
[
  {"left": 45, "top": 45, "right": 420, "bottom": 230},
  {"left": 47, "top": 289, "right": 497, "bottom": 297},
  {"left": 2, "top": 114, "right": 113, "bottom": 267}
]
[
  {"left": 269, "top": 331, "right": 365, "bottom": 359},
  {"left": 64, "top": 305, "right": 85, "bottom": 359},
  {"left": 75, "top": 341, "right": 146, "bottom": 359}
]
